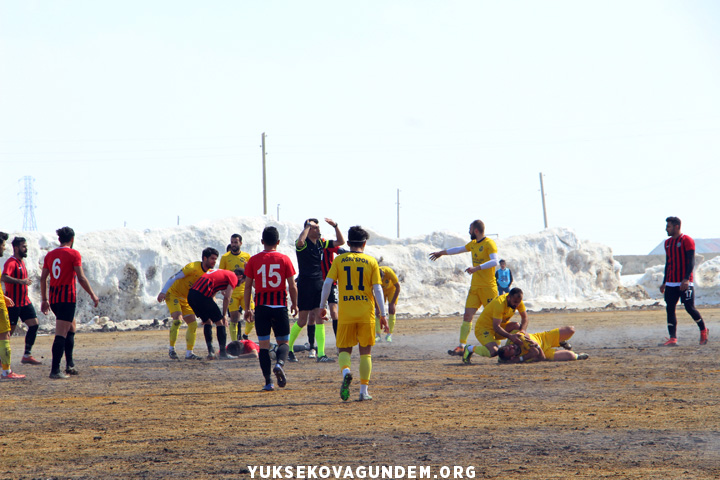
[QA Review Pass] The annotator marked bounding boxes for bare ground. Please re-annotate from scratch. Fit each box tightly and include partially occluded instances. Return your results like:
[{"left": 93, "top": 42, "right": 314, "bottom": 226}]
[{"left": 2, "top": 308, "right": 719, "bottom": 480}]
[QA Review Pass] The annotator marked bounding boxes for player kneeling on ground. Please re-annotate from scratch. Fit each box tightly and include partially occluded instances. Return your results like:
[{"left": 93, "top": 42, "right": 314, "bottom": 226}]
[{"left": 497, "top": 326, "right": 589, "bottom": 363}]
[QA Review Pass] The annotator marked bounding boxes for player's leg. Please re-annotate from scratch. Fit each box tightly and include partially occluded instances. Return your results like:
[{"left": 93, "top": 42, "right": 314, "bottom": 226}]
[
  {"left": 313, "top": 307, "right": 330, "bottom": 361},
  {"left": 450, "top": 288, "right": 479, "bottom": 355},
  {"left": 680, "top": 287, "right": 708, "bottom": 344},
  {"left": 337, "top": 320, "right": 355, "bottom": 401},
  {"left": 229, "top": 310, "right": 241, "bottom": 342},
  {"left": 386, "top": 301, "right": 396, "bottom": 342},
  {"left": 288, "top": 310, "right": 309, "bottom": 362},
  {"left": 166, "top": 292, "right": 185, "bottom": 357},
  {"left": 63, "top": 318, "right": 78, "bottom": 374},
  {"left": 307, "top": 310, "right": 317, "bottom": 358},
  {"left": 255, "top": 306, "right": 276, "bottom": 390},
  {"left": 663, "top": 287, "right": 680, "bottom": 344},
  {"left": 463, "top": 324, "right": 498, "bottom": 363},
  {"left": 216, "top": 319, "right": 229, "bottom": 358},
  {"left": 0, "top": 306, "right": 23, "bottom": 379},
  {"left": 357, "top": 322, "right": 376, "bottom": 400},
  {"left": 330, "top": 302, "right": 339, "bottom": 339},
  {"left": 21, "top": 305, "right": 41, "bottom": 364},
  {"left": 49, "top": 303, "right": 74, "bottom": 379},
  {"left": 270, "top": 307, "right": 290, "bottom": 388},
  {"left": 182, "top": 314, "right": 200, "bottom": 359}
]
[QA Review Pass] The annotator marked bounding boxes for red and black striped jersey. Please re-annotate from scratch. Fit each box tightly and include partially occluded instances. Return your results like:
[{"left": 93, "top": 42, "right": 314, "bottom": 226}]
[
  {"left": 2, "top": 256, "right": 31, "bottom": 307},
  {"left": 42, "top": 247, "right": 82, "bottom": 304},
  {"left": 190, "top": 269, "right": 238, "bottom": 298},
  {"left": 321, "top": 245, "right": 340, "bottom": 280},
  {"left": 664, "top": 234, "right": 695, "bottom": 284},
  {"left": 245, "top": 250, "right": 296, "bottom": 307}
]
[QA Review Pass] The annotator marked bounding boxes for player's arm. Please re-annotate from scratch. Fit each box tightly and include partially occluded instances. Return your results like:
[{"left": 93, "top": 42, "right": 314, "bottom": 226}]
[
  {"left": 517, "top": 310, "right": 529, "bottom": 333},
  {"left": 157, "top": 270, "right": 185, "bottom": 302},
  {"left": 40, "top": 266, "right": 51, "bottom": 314},
  {"left": 493, "top": 316, "right": 522, "bottom": 346},
  {"left": 319, "top": 277, "right": 334, "bottom": 320},
  {"left": 681, "top": 249, "right": 695, "bottom": 291},
  {"left": 296, "top": 221, "right": 316, "bottom": 249},
  {"left": 3, "top": 295, "right": 13, "bottom": 307},
  {"left": 429, "top": 246, "right": 466, "bottom": 261},
  {"left": 373, "top": 283, "right": 389, "bottom": 333},
  {"left": 508, "top": 269, "right": 513, "bottom": 286},
  {"left": 1, "top": 269, "right": 31, "bottom": 286},
  {"left": 75, "top": 265, "right": 99, "bottom": 307},
  {"left": 390, "top": 282, "right": 400, "bottom": 306},
  {"left": 243, "top": 276, "right": 254, "bottom": 321},
  {"left": 221, "top": 284, "right": 234, "bottom": 316},
  {"left": 326, "top": 218, "right": 345, "bottom": 247},
  {"left": 521, "top": 345, "right": 544, "bottom": 363},
  {"left": 287, "top": 275, "right": 298, "bottom": 317},
  {"left": 466, "top": 253, "right": 499, "bottom": 274},
  {"left": 660, "top": 254, "right": 669, "bottom": 293}
]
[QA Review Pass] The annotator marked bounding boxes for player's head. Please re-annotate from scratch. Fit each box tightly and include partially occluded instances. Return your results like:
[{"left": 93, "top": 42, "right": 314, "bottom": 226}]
[
  {"left": 262, "top": 226, "right": 280, "bottom": 247},
  {"left": 666, "top": 216, "right": 681, "bottom": 236},
  {"left": 497, "top": 344, "right": 520, "bottom": 362},
  {"left": 11, "top": 236, "right": 27, "bottom": 258},
  {"left": 500, "top": 259, "right": 506, "bottom": 268},
  {"left": 226, "top": 243, "right": 232, "bottom": 252},
  {"left": 56, "top": 226, "right": 75, "bottom": 245},
  {"left": 226, "top": 340, "right": 241, "bottom": 357},
  {"left": 230, "top": 234, "right": 242, "bottom": 253},
  {"left": 305, "top": 218, "right": 320, "bottom": 240},
  {"left": 347, "top": 226, "right": 369, "bottom": 250},
  {"left": 234, "top": 267, "right": 246, "bottom": 282},
  {"left": 201, "top": 247, "right": 220, "bottom": 269},
  {"left": 0, "top": 231, "right": 8, "bottom": 257},
  {"left": 507, "top": 287, "right": 523, "bottom": 309},
  {"left": 469, "top": 220, "right": 484, "bottom": 240}
]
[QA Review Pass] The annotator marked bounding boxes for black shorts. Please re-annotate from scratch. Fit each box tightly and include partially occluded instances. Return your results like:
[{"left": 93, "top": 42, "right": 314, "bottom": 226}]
[
  {"left": 187, "top": 290, "right": 223, "bottom": 324},
  {"left": 297, "top": 277, "right": 324, "bottom": 311},
  {"left": 328, "top": 284, "right": 339, "bottom": 305},
  {"left": 664, "top": 285, "right": 695, "bottom": 307},
  {"left": 8, "top": 304, "right": 37, "bottom": 326},
  {"left": 254, "top": 305, "right": 290, "bottom": 341},
  {"left": 50, "top": 302, "right": 76, "bottom": 322}
]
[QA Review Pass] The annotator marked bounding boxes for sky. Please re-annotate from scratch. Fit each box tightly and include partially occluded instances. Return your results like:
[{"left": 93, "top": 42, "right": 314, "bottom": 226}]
[{"left": 1, "top": 0, "right": 719, "bottom": 255}]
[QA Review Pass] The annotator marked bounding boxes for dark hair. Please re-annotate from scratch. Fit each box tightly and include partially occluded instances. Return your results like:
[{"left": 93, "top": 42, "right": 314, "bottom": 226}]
[
  {"left": 347, "top": 226, "right": 369, "bottom": 247},
  {"left": 234, "top": 267, "right": 245, "bottom": 279},
  {"left": 304, "top": 218, "right": 319, "bottom": 228},
  {"left": 509, "top": 287, "right": 523, "bottom": 297},
  {"left": 262, "top": 226, "right": 280, "bottom": 245},
  {"left": 0, "top": 232, "right": 8, "bottom": 242},
  {"left": 231, "top": 233, "right": 242, "bottom": 242},
  {"left": 202, "top": 247, "right": 219, "bottom": 259},
  {"left": 497, "top": 345, "right": 514, "bottom": 361},
  {"left": 226, "top": 244, "right": 232, "bottom": 252},
  {"left": 666, "top": 216, "right": 681, "bottom": 227},
  {"left": 56, "top": 226, "right": 75, "bottom": 244},
  {"left": 11, "top": 236, "right": 26, "bottom": 248},
  {"left": 470, "top": 219, "right": 485, "bottom": 234},
  {"left": 226, "top": 341, "right": 241, "bottom": 356},
  {"left": 500, "top": 259, "right": 506, "bottom": 263}
]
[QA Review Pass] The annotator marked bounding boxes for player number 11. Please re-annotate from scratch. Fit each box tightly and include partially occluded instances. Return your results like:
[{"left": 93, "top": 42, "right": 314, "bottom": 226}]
[{"left": 343, "top": 266, "right": 365, "bottom": 291}]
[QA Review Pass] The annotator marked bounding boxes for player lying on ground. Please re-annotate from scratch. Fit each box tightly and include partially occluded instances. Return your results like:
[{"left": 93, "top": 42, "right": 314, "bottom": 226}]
[{"left": 496, "top": 326, "right": 589, "bottom": 363}]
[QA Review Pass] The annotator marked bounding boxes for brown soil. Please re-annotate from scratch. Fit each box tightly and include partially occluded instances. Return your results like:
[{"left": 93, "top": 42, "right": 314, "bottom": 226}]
[{"left": 3, "top": 308, "right": 719, "bottom": 480}]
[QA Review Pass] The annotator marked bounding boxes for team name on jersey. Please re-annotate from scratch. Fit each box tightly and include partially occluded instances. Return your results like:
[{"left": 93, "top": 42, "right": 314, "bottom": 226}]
[
  {"left": 341, "top": 256, "right": 369, "bottom": 264},
  {"left": 343, "top": 294, "right": 369, "bottom": 302}
]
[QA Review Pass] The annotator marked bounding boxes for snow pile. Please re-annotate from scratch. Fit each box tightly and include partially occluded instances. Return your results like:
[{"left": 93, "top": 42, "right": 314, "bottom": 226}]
[
  {"left": 636, "top": 256, "right": 720, "bottom": 304},
  {"left": 4, "top": 219, "right": 652, "bottom": 328}
]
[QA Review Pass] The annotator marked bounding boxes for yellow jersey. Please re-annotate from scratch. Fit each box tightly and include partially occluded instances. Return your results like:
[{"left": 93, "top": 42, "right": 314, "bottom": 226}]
[
  {"left": 379, "top": 266, "right": 399, "bottom": 301},
  {"left": 465, "top": 237, "right": 498, "bottom": 288},
  {"left": 476, "top": 293, "right": 526, "bottom": 331},
  {"left": 327, "top": 252, "right": 382, "bottom": 323},
  {"left": 219, "top": 250, "right": 251, "bottom": 296},
  {"left": 167, "top": 261, "right": 207, "bottom": 299}
]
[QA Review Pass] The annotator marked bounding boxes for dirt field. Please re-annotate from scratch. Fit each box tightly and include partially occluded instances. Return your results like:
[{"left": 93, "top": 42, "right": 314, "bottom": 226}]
[{"left": 2, "top": 308, "right": 719, "bottom": 480}]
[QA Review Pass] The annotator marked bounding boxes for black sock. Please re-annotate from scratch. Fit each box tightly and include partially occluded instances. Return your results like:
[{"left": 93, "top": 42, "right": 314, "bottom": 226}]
[
  {"left": 332, "top": 319, "right": 338, "bottom": 338},
  {"left": 25, "top": 324, "right": 39, "bottom": 355},
  {"left": 308, "top": 324, "right": 316, "bottom": 348},
  {"left": 259, "top": 349, "right": 272, "bottom": 384},
  {"left": 217, "top": 325, "right": 227, "bottom": 353},
  {"left": 51, "top": 335, "right": 65, "bottom": 373},
  {"left": 203, "top": 323, "right": 214, "bottom": 352},
  {"left": 64, "top": 331, "right": 75, "bottom": 368},
  {"left": 276, "top": 343, "right": 289, "bottom": 365}
]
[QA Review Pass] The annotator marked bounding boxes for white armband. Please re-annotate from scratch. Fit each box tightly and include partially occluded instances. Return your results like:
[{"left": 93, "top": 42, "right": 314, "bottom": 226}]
[
  {"left": 478, "top": 253, "right": 499, "bottom": 270},
  {"left": 161, "top": 270, "right": 186, "bottom": 294},
  {"left": 446, "top": 246, "right": 467, "bottom": 255},
  {"left": 319, "top": 277, "right": 334, "bottom": 309},
  {"left": 373, "top": 284, "right": 386, "bottom": 317}
]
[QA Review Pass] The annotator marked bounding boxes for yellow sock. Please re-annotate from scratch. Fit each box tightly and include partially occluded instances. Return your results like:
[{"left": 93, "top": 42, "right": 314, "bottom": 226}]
[
  {"left": 472, "top": 344, "right": 491, "bottom": 357},
  {"left": 229, "top": 322, "right": 238, "bottom": 342},
  {"left": 338, "top": 351, "right": 351, "bottom": 371},
  {"left": 0, "top": 339, "right": 11, "bottom": 370},
  {"left": 186, "top": 321, "right": 197, "bottom": 350},
  {"left": 388, "top": 314, "right": 396, "bottom": 334},
  {"left": 359, "top": 354, "right": 372, "bottom": 385},
  {"left": 169, "top": 318, "right": 182, "bottom": 347},
  {"left": 288, "top": 322, "right": 303, "bottom": 350},
  {"left": 316, "top": 323, "right": 326, "bottom": 357},
  {"left": 244, "top": 321, "right": 255, "bottom": 336},
  {"left": 460, "top": 321, "right": 472, "bottom": 344}
]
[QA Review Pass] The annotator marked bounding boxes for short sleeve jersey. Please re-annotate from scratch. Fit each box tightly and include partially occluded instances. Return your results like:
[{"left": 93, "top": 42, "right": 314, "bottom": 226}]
[
  {"left": 239, "top": 339, "right": 260, "bottom": 354},
  {"left": 168, "top": 261, "right": 208, "bottom": 299},
  {"left": 327, "top": 252, "right": 382, "bottom": 323},
  {"left": 465, "top": 237, "right": 498, "bottom": 288},
  {"left": 321, "top": 245, "right": 340, "bottom": 280},
  {"left": 42, "top": 247, "right": 82, "bottom": 304},
  {"left": 3, "top": 256, "right": 31, "bottom": 307},
  {"left": 296, "top": 238, "right": 334, "bottom": 280},
  {"left": 512, "top": 331, "right": 552, "bottom": 357},
  {"left": 476, "top": 293, "right": 526, "bottom": 331},
  {"left": 219, "top": 250, "right": 251, "bottom": 296},
  {"left": 664, "top": 234, "right": 695, "bottom": 284},
  {"left": 245, "top": 250, "right": 296, "bottom": 307},
  {"left": 190, "top": 269, "right": 238, "bottom": 298},
  {"left": 379, "top": 266, "right": 399, "bottom": 299}
]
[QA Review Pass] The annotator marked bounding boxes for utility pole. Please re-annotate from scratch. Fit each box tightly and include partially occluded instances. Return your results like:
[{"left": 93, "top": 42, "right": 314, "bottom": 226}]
[
  {"left": 261, "top": 132, "right": 267, "bottom": 215},
  {"left": 396, "top": 188, "right": 400, "bottom": 238},
  {"left": 539, "top": 172, "right": 548, "bottom": 229},
  {"left": 20, "top": 176, "right": 38, "bottom": 231}
]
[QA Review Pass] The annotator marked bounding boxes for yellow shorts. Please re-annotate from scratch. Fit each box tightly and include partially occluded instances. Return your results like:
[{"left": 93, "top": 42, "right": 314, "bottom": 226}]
[
  {"left": 229, "top": 294, "right": 254, "bottom": 313},
  {"left": 465, "top": 285, "right": 498, "bottom": 310},
  {"left": 0, "top": 305, "right": 10, "bottom": 335},
  {"left": 534, "top": 329, "right": 560, "bottom": 360},
  {"left": 166, "top": 291, "right": 194, "bottom": 317},
  {"left": 474, "top": 320, "right": 514, "bottom": 346},
  {"left": 336, "top": 320, "right": 376, "bottom": 349}
]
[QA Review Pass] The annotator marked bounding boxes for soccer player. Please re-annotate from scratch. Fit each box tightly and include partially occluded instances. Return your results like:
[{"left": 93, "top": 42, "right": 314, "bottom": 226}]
[
  {"left": 461, "top": 287, "right": 528, "bottom": 364},
  {"left": 0, "top": 232, "right": 25, "bottom": 380},
  {"left": 375, "top": 266, "right": 400, "bottom": 343},
  {"left": 2, "top": 236, "right": 42, "bottom": 365},
  {"left": 429, "top": 219, "right": 499, "bottom": 356},
  {"left": 320, "top": 226, "right": 389, "bottom": 401},
  {"left": 659, "top": 217, "right": 709, "bottom": 346},
  {"left": 40, "top": 227, "right": 100, "bottom": 379},
  {"left": 495, "top": 259, "right": 513, "bottom": 295},
  {"left": 496, "top": 326, "right": 589, "bottom": 363},
  {"left": 288, "top": 218, "right": 344, "bottom": 362},
  {"left": 157, "top": 248, "right": 218, "bottom": 360},
  {"left": 219, "top": 234, "right": 254, "bottom": 342},
  {"left": 320, "top": 240, "right": 346, "bottom": 343},
  {"left": 187, "top": 267, "right": 243, "bottom": 359},
  {"left": 226, "top": 338, "right": 261, "bottom": 359},
  {"left": 243, "top": 226, "right": 298, "bottom": 391}
]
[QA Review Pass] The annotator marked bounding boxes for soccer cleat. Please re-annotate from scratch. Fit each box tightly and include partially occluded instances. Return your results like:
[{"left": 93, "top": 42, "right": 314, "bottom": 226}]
[
  {"left": 660, "top": 337, "right": 678, "bottom": 346},
  {"left": 308, "top": 348, "right": 317, "bottom": 359},
  {"left": 576, "top": 353, "right": 589, "bottom": 360},
  {"left": 1, "top": 371, "right": 26, "bottom": 380},
  {"left": 21, "top": 355, "right": 42, "bottom": 365},
  {"left": 448, "top": 345, "right": 464, "bottom": 356},
  {"left": 206, "top": 353, "right": 218, "bottom": 360},
  {"left": 65, "top": 366, "right": 79, "bottom": 375},
  {"left": 287, "top": 351, "right": 298, "bottom": 362},
  {"left": 273, "top": 364, "right": 287, "bottom": 388},
  {"left": 185, "top": 353, "right": 202, "bottom": 360},
  {"left": 168, "top": 350, "right": 179, "bottom": 360},
  {"left": 49, "top": 371, "right": 69, "bottom": 379},
  {"left": 316, "top": 355, "right": 332, "bottom": 363},
  {"left": 700, "top": 328, "right": 709, "bottom": 345},
  {"left": 242, "top": 334, "right": 249, "bottom": 340},
  {"left": 385, "top": 334, "right": 392, "bottom": 343},
  {"left": 375, "top": 334, "right": 382, "bottom": 342},
  {"left": 358, "top": 393, "right": 373, "bottom": 401},
  {"left": 462, "top": 345, "right": 474, "bottom": 365},
  {"left": 262, "top": 383, "right": 275, "bottom": 391},
  {"left": 340, "top": 372, "right": 353, "bottom": 401},
  {"left": 559, "top": 341, "right": 572, "bottom": 351}
]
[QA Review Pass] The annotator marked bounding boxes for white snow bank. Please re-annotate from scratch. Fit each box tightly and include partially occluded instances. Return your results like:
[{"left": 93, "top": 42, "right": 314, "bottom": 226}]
[{"left": 636, "top": 255, "right": 720, "bottom": 304}]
